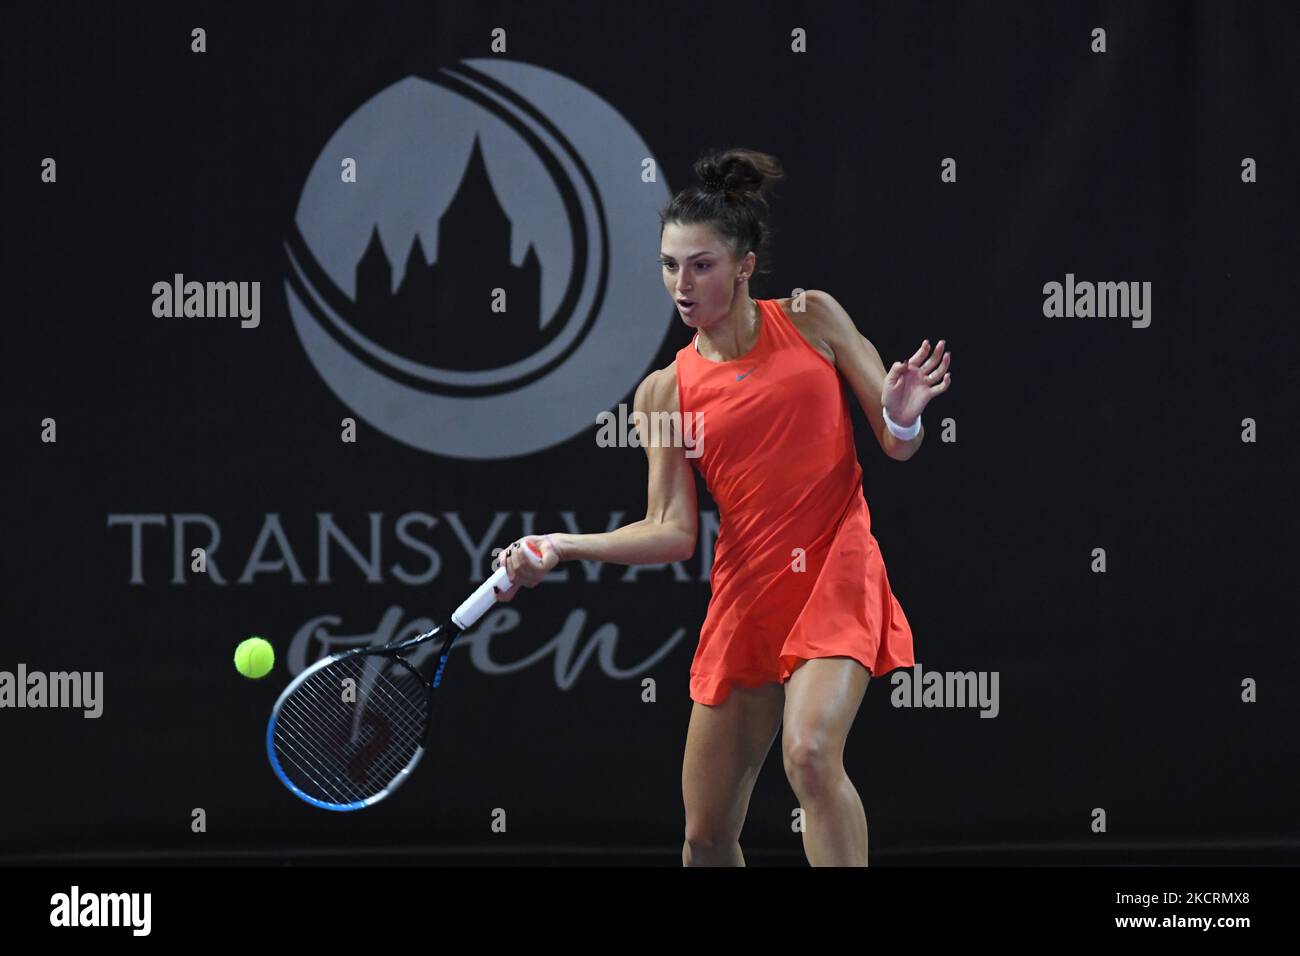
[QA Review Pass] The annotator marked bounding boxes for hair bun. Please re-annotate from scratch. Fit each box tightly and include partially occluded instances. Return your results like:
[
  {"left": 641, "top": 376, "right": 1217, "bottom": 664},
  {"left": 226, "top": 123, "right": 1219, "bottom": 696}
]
[
  {"left": 694, "top": 149, "right": 783, "bottom": 204},
  {"left": 698, "top": 165, "right": 725, "bottom": 191}
]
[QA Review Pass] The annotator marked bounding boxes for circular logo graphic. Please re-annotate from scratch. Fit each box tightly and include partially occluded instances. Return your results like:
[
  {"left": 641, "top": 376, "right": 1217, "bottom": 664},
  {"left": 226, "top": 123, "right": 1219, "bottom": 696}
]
[{"left": 284, "top": 59, "right": 671, "bottom": 459}]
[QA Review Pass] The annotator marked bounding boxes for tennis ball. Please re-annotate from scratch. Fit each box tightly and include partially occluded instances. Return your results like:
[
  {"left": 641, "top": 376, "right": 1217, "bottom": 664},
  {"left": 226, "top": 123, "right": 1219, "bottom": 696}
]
[{"left": 234, "top": 637, "right": 275, "bottom": 679}]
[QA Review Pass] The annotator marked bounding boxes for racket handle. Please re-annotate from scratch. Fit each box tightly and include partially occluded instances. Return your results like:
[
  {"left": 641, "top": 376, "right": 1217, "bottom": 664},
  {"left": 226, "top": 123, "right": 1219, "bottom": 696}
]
[{"left": 452, "top": 539, "right": 545, "bottom": 630}]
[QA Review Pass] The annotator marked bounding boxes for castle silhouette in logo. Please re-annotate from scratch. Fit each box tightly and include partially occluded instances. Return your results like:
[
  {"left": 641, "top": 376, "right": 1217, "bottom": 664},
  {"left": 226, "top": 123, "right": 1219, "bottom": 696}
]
[{"left": 354, "top": 137, "right": 543, "bottom": 370}]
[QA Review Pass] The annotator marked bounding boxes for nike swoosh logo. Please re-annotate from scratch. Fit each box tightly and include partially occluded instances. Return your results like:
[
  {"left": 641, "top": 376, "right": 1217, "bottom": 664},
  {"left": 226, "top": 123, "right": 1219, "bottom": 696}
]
[{"left": 735, "top": 369, "right": 755, "bottom": 381}]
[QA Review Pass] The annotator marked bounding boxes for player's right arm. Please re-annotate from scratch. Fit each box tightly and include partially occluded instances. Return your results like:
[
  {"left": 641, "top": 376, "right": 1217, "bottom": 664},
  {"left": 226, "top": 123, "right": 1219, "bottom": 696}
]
[{"left": 550, "top": 365, "right": 698, "bottom": 565}]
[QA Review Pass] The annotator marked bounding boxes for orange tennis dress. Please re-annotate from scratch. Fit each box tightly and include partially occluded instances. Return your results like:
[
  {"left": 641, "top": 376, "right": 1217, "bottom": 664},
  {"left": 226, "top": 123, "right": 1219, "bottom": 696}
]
[{"left": 675, "top": 297, "right": 915, "bottom": 705}]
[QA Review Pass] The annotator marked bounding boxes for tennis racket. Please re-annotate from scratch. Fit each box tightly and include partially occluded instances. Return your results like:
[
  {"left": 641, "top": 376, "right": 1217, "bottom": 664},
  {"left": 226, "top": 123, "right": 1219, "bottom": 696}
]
[{"left": 266, "top": 539, "right": 545, "bottom": 811}]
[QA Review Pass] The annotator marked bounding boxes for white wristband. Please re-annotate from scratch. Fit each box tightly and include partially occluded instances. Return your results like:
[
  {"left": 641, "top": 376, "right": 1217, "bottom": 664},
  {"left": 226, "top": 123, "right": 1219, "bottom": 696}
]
[{"left": 882, "top": 405, "right": 921, "bottom": 441}]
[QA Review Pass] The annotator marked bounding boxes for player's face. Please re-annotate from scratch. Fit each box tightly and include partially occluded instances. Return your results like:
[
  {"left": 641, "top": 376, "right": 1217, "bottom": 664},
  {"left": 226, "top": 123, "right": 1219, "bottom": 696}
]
[{"left": 659, "top": 222, "right": 740, "bottom": 328}]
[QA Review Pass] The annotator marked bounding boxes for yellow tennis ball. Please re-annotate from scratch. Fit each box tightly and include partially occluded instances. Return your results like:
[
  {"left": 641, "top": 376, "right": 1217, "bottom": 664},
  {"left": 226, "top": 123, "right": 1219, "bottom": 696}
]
[{"left": 234, "top": 637, "right": 275, "bottom": 679}]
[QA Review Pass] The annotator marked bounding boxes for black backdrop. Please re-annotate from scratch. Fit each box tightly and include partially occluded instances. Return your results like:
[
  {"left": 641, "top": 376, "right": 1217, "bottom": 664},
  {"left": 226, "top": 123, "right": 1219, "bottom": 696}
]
[{"left": 3, "top": 0, "right": 1298, "bottom": 864}]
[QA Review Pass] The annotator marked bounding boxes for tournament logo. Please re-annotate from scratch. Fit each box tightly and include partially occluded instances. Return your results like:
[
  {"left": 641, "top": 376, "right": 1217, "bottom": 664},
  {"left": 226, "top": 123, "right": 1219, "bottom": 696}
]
[{"left": 284, "top": 60, "right": 671, "bottom": 459}]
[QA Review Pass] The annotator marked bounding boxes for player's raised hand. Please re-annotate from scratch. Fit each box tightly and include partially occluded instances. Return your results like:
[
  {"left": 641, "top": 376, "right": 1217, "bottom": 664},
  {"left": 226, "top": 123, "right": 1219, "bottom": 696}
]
[{"left": 882, "top": 338, "right": 952, "bottom": 427}]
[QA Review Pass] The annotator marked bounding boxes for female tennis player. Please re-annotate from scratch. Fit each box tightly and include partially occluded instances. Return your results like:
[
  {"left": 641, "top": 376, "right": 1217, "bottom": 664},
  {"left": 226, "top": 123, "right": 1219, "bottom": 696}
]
[{"left": 493, "top": 148, "right": 952, "bottom": 866}]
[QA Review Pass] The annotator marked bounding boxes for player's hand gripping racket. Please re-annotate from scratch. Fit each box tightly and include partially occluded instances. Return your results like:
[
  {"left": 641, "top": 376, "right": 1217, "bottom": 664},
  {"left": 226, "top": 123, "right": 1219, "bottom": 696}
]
[{"left": 266, "top": 539, "right": 545, "bottom": 811}]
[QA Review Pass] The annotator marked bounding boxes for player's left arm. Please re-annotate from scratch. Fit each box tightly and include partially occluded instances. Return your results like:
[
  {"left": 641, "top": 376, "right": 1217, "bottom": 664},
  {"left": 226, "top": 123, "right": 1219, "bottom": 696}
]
[{"left": 802, "top": 289, "right": 951, "bottom": 462}]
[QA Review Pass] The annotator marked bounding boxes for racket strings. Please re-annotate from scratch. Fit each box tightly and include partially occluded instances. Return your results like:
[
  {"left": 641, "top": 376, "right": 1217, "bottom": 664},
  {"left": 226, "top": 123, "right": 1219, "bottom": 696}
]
[
  {"left": 276, "top": 663, "right": 424, "bottom": 803},
  {"left": 275, "top": 691, "right": 397, "bottom": 806},
  {"left": 272, "top": 655, "right": 429, "bottom": 805},
  {"left": 292, "top": 659, "right": 427, "bottom": 785},
  {"left": 282, "top": 676, "right": 421, "bottom": 790},
  {"left": 277, "top": 691, "right": 409, "bottom": 803}
]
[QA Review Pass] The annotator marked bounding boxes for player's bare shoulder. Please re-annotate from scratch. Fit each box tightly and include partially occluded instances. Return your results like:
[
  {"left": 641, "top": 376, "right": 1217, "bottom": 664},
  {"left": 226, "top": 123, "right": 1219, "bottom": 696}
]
[
  {"left": 630, "top": 362, "right": 688, "bottom": 460},
  {"left": 774, "top": 293, "right": 837, "bottom": 366},
  {"left": 635, "top": 361, "right": 681, "bottom": 415}
]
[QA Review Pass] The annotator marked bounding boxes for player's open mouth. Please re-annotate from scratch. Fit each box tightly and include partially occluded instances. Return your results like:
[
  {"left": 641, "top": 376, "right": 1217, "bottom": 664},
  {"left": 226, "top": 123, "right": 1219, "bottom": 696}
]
[{"left": 677, "top": 299, "right": 695, "bottom": 311}]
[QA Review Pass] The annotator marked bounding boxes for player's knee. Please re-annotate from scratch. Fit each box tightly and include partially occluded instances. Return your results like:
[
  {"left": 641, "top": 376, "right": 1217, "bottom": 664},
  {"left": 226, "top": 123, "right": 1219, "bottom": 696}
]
[{"left": 782, "top": 733, "right": 841, "bottom": 796}]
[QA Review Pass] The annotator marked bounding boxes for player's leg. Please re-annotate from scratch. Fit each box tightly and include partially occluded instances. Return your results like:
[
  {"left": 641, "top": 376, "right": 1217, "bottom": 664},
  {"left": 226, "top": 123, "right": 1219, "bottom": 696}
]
[
  {"left": 781, "top": 656, "right": 872, "bottom": 866},
  {"left": 682, "top": 681, "right": 785, "bottom": 866}
]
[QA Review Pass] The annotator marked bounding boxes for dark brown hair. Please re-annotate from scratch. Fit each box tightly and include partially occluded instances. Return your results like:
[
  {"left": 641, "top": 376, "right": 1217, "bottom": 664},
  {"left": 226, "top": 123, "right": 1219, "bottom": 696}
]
[{"left": 659, "top": 148, "right": 785, "bottom": 280}]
